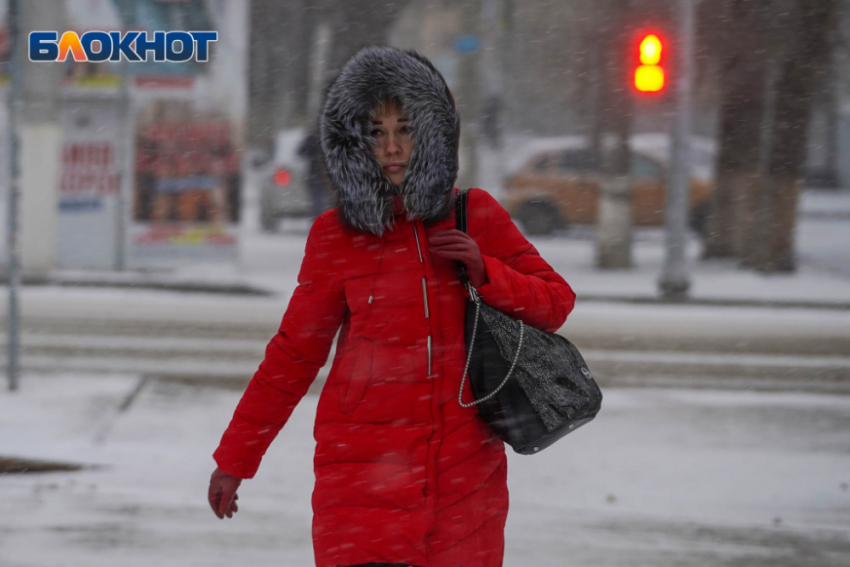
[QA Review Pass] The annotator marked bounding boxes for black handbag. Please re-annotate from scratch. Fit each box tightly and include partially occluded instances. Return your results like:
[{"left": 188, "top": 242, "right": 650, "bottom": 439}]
[{"left": 455, "top": 189, "right": 602, "bottom": 455}]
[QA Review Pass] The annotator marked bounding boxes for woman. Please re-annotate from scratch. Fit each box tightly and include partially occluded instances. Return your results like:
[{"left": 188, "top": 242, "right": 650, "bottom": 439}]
[{"left": 208, "top": 47, "right": 576, "bottom": 567}]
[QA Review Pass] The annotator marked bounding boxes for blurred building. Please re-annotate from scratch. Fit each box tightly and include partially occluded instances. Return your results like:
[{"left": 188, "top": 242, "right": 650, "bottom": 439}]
[
  {"left": 0, "top": 0, "right": 248, "bottom": 271},
  {"left": 0, "top": 0, "right": 847, "bottom": 276}
]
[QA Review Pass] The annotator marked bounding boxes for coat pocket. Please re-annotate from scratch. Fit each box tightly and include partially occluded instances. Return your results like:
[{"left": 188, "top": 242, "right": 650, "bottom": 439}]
[
  {"left": 343, "top": 341, "right": 373, "bottom": 416},
  {"left": 343, "top": 276, "right": 380, "bottom": 340}
]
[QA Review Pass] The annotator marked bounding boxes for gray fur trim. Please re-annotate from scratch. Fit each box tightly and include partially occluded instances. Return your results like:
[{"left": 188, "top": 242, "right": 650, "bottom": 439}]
[{"left": 320, "top": 46, "right": 460, "bottom": 236}]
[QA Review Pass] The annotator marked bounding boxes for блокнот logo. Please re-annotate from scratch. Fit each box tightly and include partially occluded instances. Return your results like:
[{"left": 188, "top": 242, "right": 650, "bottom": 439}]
[{"left": 29, "top": 31, "right": 218, "bottom": 63}]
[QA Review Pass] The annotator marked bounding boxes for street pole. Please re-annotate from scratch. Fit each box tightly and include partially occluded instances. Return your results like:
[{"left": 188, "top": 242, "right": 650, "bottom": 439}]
[
  {"left": 115, "top": 2, "right": 135, "bottom": 272},
  {"left": 456, "top": 0, "right": 482, "bottom": 192},
  {"left": 115, "top": 59, "right": 130, "bottom": 272},
  {"left": 6, "top": 0, "right": 21, "bottom": 391},
  {"left": 479, "top": 0, "right": 506, "bottom": 200},
  {"left": 659, "top": 0, "right": 694, "bottom": 298}
]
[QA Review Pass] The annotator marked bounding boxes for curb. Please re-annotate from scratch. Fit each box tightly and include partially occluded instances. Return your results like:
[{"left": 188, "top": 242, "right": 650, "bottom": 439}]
[
  {"left": 2, "top": 276, "right": 849, "bottom": 310},
  {"left": 578, "top": 294, "right": 850, "bottom": 311},
  {"left": 0, "top": 276, "right": 275, "bottom": 297}
]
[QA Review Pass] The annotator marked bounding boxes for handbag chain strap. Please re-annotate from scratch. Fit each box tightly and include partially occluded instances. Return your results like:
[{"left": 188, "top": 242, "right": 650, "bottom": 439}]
[
  {"left": 458, "top": 286, "right": 526, "bottom": 407},
  {"left": 456, "top": 187, "right": 526, "bottom": 407}
]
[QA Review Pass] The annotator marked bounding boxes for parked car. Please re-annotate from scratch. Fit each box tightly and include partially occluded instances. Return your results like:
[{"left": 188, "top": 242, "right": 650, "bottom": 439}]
[
  {"left": 502, "top": 146, "right": 712, "bottom": 236},
  {"left": 259, "top": 128, "right": 311, "bottom": 231}
]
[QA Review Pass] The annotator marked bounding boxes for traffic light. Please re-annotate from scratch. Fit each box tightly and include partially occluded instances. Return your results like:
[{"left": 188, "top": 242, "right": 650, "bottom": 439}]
[{"left": 634, "top": 33, "right": 665, "bottom": 93}]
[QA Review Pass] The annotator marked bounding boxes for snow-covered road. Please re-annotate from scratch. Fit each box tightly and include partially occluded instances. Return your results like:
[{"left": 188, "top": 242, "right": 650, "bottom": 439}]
[
  {"left": 1, "top": 374, "right": 849, "bottom": 567},
  {"left": 2, "top": 285, "right": 849, "bottom": 390}
]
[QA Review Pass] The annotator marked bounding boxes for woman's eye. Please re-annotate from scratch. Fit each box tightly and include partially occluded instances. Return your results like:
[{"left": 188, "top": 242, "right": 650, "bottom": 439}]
[
  {"left": 370, "top": 129, "right": 383, "bottom": 137},
  {"left": 400, "top": 126, "right": 411, "bottom": 134}
]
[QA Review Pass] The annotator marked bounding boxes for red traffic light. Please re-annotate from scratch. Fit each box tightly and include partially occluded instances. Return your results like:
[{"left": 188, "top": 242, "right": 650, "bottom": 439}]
[
  {"left": 273, "top": 169, "right": 291, "bottom": 187},
  {"left": 635, "top": 33, "right": 665, "bottom": 93}
]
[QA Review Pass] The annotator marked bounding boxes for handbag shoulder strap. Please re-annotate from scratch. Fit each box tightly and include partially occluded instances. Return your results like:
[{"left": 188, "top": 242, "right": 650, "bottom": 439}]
[
  {"left": 455, "top": 188, "right": 470, "bottom": 234},
  {"left": 454, "top": 187, "right": 525, "bottom": 407},
  {"left": 454, "top": 188, "right": 471, "bottom": 284}
]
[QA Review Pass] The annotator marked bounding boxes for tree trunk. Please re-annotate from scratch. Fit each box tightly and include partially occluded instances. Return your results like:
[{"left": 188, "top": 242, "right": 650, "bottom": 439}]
[
  {"left": 753, "top": 0, "right": 835, "bottom": 272},
  {"left": 575, "top": 2, "right": 605, "bottom": 165},
  {"left": 247, "top": 0, "right": 288, "bottom": 155},
  {"left": 702, "top": 0, "right": 770, "bottom": 260},
  {"left": 288, "top": 0, "right": 318, "bottom": 126},
  {"left": 323, "top": 0, "right": 411, "bottom": 82},
  {"left": 595, "top": 0, "right": 633, "bottom": 270}
]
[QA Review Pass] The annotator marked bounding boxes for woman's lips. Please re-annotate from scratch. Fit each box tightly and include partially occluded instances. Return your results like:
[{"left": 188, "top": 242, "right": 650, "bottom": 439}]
[{"left": 385, "top": 163, "right": 406, "bottom": 172}]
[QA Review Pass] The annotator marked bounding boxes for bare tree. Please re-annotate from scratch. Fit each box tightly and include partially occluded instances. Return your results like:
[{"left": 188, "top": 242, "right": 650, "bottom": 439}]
[
  {"left": 701, "top": 0, "right": 837, "bottom": 271},
  {"left": 752, "top": 0, "right": 836, "bottom": 272},
  {"left": 323, "top": 0, "right": 412, "bottom": 80},
  {"left": 701, "top": 0, "right": 774, "bottom": 260},
  {"left": 247, "top": 0, "right": 312, "bottom": 155},
  {"left": 247, "top": 0, "right": 412, "bottom": 158}
]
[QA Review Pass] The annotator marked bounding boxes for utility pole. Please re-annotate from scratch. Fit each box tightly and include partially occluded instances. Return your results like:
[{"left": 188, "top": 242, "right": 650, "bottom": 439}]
[
  {"left": 819, "top": 39, "right": 840, "bottom": 189},
  {"left": 6, "top": 0, "right": 21, "bottom": 391},
  {"left": 115, "top": 3, "right": 134, "bottom": 272},
  {"left": 6, "top": 0, "right": 65, "bottom": 390},
  {"left": 658, "top": 0, "right": 694, "bottom": 298},
  {"left": 479, "top": 0, "right": 506, "bottom": 199},
  {"left": 456, "top": 0, "right": 482, "bottom": 192},
  {"left": 18, "top": 0, "right": 64, "bottom": 281}
]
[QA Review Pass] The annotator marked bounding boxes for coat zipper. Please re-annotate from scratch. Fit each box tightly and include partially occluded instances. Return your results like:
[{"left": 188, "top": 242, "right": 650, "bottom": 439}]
[
  {"left": 413, "top": 224, "right": 424, "bottom": 263},
  {"left": 413, "top": 223, "right": 433, "bottom": 377},
  {"left": 421, "top": 278, "right": 429, "bottom": 319}
]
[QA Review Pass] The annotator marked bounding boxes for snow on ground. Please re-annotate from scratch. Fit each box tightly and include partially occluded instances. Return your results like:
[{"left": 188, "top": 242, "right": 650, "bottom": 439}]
[
  {"left": 172, "top": 188, "right": 850, "bottom": 306},
  {"left": 117, "top": 212, "right": 849, "bottom": 308},
  {"left": 1, "top": 187, "right": 847, "bottom": 565},
  {"left": 29, "top": 189, "right": 850, "bottom": 309},
  {"left": 800, "top": 189, "right": 850, "bottom": 216},
  {"left": 530, "top": 224, "right": 850, "bottom": 305},
  {"left": 8, "top": 280, "right": 850, "bottom": 356},
  {"left": 1, "top": 374, "right": 849, "bottom": 567}
]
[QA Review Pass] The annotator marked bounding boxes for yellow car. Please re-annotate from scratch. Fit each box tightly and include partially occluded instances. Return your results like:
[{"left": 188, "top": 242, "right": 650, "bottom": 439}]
[{"left": 503, "top": 148, "right": 711, "bottom": 236}]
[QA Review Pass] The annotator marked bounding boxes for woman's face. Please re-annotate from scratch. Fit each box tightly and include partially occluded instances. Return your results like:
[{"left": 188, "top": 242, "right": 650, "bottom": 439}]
[{"left": 371, "top": 107, "right": 413, "bottom": 187}]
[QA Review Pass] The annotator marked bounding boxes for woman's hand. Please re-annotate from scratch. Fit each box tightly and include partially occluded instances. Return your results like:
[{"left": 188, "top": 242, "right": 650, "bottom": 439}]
[
  {"left": 428, "top": 229, "right": 487, "bottom": 287},
  {"left": 208, "top": 467, "right": 241, "bottom": 519}
]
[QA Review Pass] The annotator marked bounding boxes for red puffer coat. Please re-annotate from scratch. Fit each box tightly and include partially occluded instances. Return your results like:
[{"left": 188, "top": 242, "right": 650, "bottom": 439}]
[{"left": 213, "top": 187, "right": 575, "bottom": 567}]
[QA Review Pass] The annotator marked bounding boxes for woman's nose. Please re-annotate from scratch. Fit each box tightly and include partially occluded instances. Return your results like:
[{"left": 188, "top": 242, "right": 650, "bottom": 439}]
[{"left": 385, "top": 135, "right": 401, "bottom": 155}]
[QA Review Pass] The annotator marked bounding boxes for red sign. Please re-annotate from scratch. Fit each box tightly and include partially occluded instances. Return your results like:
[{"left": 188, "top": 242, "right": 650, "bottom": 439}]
[{"left": 60, "top": 142, "right": 118, "bottom": 195}]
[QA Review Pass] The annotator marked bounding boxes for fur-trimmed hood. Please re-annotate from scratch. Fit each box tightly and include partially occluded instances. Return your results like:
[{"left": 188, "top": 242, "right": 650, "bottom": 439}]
[{"left": 320, "top": 46, "right": 460, "bottom": 236}]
